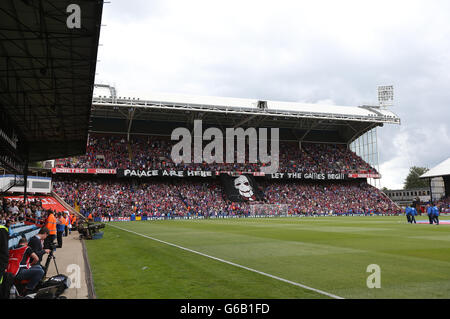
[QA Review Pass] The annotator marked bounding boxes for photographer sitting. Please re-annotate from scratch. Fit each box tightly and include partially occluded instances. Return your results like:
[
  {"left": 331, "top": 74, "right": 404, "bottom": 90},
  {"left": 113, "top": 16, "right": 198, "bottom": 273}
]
[
  {"left": 28, "top": 227, "right": 51, "bottom": 265},
  {"left": 7, "top": 238, "right": 44, "bottom": 295}
]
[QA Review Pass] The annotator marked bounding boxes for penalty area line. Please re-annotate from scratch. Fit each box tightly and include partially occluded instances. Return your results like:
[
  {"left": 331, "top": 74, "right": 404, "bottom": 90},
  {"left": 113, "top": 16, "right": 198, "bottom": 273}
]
[{"left": 108, "top": 223, "right": 344, "bottom": 299}]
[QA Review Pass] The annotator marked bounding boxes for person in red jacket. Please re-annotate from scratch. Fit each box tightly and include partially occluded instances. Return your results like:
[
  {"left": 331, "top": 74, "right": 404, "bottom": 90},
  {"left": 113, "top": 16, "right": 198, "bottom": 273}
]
[{"left": 8, "top": 238, "right": 43, "bottom": 295}]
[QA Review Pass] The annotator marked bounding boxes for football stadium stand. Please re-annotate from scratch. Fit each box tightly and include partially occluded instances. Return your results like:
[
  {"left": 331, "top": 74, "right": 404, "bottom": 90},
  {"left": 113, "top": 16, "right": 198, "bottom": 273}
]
[
  {"left": 47, "top": 89, "right": 402, "bottom": 218},
  {"left": 54, "top": 134, "right": 378, "bottom": 175},
  {"left": 52, "top": 176, "right": 400, "bottom": 218}
]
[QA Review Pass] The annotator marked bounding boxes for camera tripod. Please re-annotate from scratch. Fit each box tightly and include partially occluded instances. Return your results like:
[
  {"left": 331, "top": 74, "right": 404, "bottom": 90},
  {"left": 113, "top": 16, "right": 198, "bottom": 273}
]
[{"left": 42, "top": 249, "right": 60, "bottom": 279}]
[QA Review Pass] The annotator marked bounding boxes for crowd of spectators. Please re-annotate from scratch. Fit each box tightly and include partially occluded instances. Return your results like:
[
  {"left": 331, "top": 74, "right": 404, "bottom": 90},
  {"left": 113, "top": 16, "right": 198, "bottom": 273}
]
[
  {"left": 52, "top": 177, "right": 400, "bottom": 218},
  {"left": 302, "top": 143, "right": 375, "bottom": 174},
  {"left": 52, "top": 178, "right": 187, "bottom": 218},
  {"left": 55, "top": 135, "right": 132, "bottom": 169},
  {"left": 0, "top": 196, "right": 77, "bottom": 298},
  {"left": 0, "top": 198, "right": 46, "bottom": 225},
  {"left": 436, "top": 195, "right": 450, "bottom": 213},
  {"left": 261, "top": 180, "right": 399, "bottom": 215},
  {"left": 55, "top": 134, "right": 378, "bottom": 175}
]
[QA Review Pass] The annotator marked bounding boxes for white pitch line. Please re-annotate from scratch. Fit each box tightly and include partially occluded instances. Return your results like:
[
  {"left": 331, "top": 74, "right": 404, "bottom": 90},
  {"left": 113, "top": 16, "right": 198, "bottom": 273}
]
[{"left": 108, "top": 223, "right": 344, "bottom": 299}]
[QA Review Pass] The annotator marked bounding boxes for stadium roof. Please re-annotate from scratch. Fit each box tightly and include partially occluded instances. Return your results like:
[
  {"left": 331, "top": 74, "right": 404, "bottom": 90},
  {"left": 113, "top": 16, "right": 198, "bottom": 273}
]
[
  {"left": 91, "top": 88, "right": 401, "bottom": 144},
  {"left": 93, "top": 90, "right": 400, "bottom": 122},
  {"left": 0, "top": 0, "right": 103, "bottom": 163},
  {"left": 420, "top": 157, "right": 450, "bottom": 179}
]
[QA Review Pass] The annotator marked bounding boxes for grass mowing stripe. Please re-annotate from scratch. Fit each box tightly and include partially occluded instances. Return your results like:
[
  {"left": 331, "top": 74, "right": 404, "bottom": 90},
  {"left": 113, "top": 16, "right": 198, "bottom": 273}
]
[{"left": 108, "top": 223, "right": 344, "bottom": 300}]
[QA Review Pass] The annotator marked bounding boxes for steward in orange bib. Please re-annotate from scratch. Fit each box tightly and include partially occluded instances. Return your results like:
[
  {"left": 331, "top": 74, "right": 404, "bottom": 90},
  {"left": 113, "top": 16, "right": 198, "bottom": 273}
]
[
  {"left": 44, "top": 210, "right": 57, "bottom": 249},
  {"left": 87, "top": 213, "right": 93, "bottom": 221},
  {"left": 71, "top": 214, "right": 77, "bottom": 229}
]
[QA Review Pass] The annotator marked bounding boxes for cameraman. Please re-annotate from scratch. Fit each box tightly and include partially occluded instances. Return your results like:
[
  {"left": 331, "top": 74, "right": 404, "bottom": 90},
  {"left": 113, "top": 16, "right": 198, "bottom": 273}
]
[{"left": 28, "top": 227, "right": 51, "bottom": 265}]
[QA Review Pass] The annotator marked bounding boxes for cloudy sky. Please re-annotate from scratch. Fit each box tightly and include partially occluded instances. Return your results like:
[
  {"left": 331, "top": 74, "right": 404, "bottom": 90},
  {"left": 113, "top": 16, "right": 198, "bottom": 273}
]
[{"left": 94, "top": 0, "right": 450, "bottom": 189}]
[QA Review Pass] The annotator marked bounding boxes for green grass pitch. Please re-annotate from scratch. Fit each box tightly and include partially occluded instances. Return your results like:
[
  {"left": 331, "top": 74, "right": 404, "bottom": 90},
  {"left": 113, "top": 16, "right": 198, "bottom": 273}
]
[{"left": 85, "top": 216, "right": 450, "bottom": 299}]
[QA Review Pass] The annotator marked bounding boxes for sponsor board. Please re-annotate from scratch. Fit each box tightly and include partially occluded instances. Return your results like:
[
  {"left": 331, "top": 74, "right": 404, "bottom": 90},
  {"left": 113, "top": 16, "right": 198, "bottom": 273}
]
[
  {"left": 52, "top": 168, "right": 116, "bottom": 174},
  {"left": 347, "top": 173, "right": 381, "bottom": 179}
]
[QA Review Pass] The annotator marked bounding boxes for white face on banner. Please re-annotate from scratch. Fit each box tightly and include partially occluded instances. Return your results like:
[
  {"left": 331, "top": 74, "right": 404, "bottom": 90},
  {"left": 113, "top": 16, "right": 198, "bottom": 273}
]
[{"left": 234, "top": 175, "right": 254, "bottom": 200}]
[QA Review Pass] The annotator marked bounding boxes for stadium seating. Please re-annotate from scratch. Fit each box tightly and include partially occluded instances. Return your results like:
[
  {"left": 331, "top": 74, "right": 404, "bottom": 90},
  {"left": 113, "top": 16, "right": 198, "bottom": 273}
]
[
  {"left": 7, "top": 223, "right": 39, "bottom": 249},
  {"left": 48, "top": 134, "right": 397, "bottom": 218},
  {"left": 52, "top": 177, "right": 400, "bottom": 218},
  {"left": 55, "top": 134, "right": 378, "bottom": 174}
]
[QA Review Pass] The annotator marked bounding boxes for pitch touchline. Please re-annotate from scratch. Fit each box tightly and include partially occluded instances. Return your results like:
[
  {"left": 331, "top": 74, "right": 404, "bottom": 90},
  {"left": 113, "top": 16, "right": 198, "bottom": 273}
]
[{"left": 108, "top": 224, "right": 344, "bottom": 299}]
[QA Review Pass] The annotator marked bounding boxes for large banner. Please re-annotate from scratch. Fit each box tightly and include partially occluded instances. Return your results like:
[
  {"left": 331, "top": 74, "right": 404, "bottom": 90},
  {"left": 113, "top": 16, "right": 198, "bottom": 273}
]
[
  {"left": 118, "top": 169, "right": 356, "bottom": 180},
  {"left": 116, "top": 168, "right": 213, "bottom": 178},
  {"left": 52, "top": 167, "right": 379, "bottom": 179},
  {"left": 220, "top": 174, "right": 264, "bottom": 202},
  {"left": 5, "top": 195, "right": 67, "bottom": 212}
]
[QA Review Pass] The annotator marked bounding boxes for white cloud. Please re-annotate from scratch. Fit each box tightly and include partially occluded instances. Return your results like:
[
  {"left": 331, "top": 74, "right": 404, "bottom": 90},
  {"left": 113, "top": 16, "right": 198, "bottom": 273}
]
[
  {"left": 379, "top": 124, "right": 450, "bottom": 189},
  {"left": 379, "top": 130, "right": 414, "bottom": 189}
]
